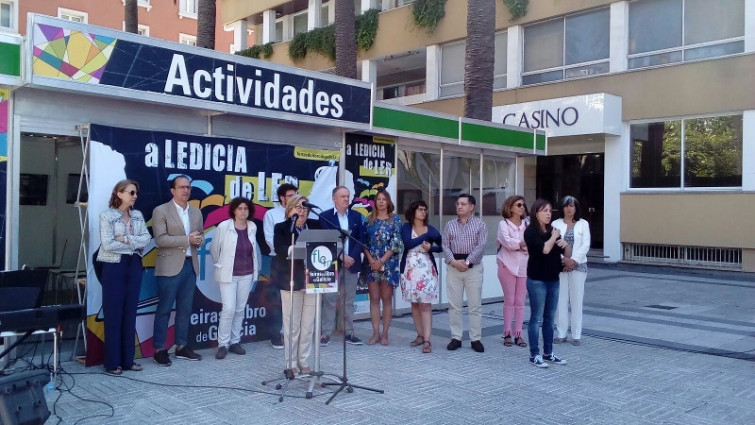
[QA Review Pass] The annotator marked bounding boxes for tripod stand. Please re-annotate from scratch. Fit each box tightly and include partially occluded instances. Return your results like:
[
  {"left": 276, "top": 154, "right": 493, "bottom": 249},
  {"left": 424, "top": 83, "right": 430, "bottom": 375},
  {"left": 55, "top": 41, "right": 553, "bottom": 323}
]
[{"left": 308, "top": 208, "right": 383, "bottom": 404}]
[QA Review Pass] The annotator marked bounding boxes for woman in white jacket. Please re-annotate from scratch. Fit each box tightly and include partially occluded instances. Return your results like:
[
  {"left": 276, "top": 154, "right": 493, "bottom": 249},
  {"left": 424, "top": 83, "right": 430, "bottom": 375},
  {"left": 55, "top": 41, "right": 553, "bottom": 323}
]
[
  {"left": 552, "top": 196, "right": 591, "bottom": 346},
  {"left": 210, "top": 197, "right": 261, "bottom": 359}
]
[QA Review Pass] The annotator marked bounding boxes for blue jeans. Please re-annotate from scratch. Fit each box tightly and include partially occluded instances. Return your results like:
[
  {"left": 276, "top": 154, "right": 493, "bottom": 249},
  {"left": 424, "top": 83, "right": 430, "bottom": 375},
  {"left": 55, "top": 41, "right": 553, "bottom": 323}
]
[
  {"left": 153, "top": 258, "right": 196, "bottom": 350},
  {"left": 526, "top": 278, "right": 560, "bottom": 358}
]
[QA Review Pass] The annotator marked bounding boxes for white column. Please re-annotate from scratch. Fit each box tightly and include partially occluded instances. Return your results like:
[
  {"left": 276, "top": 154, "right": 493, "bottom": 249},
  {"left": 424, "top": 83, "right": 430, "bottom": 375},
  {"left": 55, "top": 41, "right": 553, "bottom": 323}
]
[
  {"left": 609, "top": 1, "right": 629, "bottom": 73},
  {"left": 361, "top": 58, "right": 377, "bottom": 95},
  {"left": 425, "top": 44, "right": 440, "bottom": 101},
  {"left": 328, "top": 2, "right": 336, "bottom": 24},
  {"left": 746, "top": 0, "right": 755, "bottom": 52},
  {"left": 308, "top": 0, "right": 322, "bottom": 30},
  {"left": 506, "top": 25, "right": 522, "bottom": 88},
  {"left": 743, "top": 110, "right": 755, "bottom": 190},
  {"left": 360, "top": 0, "right": 373, "bottom": 14},
  {"left": 381, "top": 0, "right": 393, "bottom": 12},
  {"left": 262, "top": 9, "right": 276, "bottom": 43},
  {"left": 230, "top": 19, "right": 248, "bottom": 53},
  {"left": 603, "top": 130, "right": 626, "bottom": 263}
]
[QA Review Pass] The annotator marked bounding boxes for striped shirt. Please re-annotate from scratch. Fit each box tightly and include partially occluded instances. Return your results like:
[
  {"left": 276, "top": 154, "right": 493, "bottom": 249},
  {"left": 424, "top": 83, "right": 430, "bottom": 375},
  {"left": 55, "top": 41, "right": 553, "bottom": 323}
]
[{"left": 442, "top": 216, "right": 487, "bottom": 265}]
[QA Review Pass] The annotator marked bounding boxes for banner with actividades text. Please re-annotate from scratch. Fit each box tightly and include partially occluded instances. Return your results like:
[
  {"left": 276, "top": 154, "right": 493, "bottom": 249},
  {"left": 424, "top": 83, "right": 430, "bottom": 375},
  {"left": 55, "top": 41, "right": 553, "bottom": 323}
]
[{"left": 85, "top": 124, "right": 339, "bottom": 366}]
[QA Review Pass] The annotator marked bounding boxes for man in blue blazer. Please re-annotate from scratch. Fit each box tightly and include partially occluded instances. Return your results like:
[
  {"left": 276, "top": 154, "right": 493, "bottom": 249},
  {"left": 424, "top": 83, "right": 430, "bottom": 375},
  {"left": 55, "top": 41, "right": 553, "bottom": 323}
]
[{"left": 319, "top": 186, "right": 365, "bottom": 346}]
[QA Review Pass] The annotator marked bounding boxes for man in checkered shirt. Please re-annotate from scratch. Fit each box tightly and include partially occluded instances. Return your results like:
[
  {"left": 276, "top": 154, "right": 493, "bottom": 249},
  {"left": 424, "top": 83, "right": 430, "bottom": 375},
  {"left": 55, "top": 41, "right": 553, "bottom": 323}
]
[{"left": 442, "top": 193, "right": 487, "bottom": 353}]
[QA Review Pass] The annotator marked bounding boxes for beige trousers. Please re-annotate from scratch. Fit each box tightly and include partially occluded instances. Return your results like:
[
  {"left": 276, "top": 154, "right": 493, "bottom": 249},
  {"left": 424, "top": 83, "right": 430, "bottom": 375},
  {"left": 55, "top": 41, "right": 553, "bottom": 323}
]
[
  {"left": 280, "top": 289, "right": 316, "bottom": 369},
  {"left": 446, "top": 265, "right": 484, "bottom": 341}
]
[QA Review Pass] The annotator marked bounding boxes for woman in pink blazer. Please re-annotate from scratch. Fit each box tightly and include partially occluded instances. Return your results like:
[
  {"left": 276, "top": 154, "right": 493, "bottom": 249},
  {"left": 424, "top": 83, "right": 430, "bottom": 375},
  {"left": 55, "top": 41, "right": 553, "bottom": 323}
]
[{"left": 496, "top": 196, "right": 529, "bottom": 348}]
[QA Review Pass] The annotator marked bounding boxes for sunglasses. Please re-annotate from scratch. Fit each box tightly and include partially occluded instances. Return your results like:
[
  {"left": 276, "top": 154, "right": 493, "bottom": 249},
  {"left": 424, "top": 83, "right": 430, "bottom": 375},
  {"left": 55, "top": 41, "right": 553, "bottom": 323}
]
[
  {"left": 125, "top": 190, "right": 138, "bottom": 196},
  {"left": 515, "top": 202, "right": 525, "bottom": 208}
]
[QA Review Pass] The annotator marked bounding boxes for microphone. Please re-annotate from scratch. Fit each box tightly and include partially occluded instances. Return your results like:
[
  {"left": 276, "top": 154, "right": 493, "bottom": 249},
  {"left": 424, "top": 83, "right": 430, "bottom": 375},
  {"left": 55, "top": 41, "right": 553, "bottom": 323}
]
[
  {"left": 301, "top": 201, "right": 319, "bottom": 210},
  {"left": 290, "top": 213, "right": 299, "bottom": 233}
]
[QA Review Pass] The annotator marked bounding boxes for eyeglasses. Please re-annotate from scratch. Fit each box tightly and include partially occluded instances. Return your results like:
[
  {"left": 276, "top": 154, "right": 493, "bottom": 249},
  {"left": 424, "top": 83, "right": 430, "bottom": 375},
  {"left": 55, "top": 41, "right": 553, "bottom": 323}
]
[
  {"left": 515, "top": 202, "right": 525, "bottom": 208},
  {"left": 416, "top": 207, "right": 427, "bottom": 212},
  {"left": 294, "top": 205, "right": 309, "bottom": 211}
]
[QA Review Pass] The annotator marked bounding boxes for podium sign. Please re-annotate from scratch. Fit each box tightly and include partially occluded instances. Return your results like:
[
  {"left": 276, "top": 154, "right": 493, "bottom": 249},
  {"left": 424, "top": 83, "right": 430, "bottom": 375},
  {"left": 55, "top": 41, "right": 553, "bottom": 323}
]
[{"left": 305, "top": 242, "right": 338, "bottom": 294}]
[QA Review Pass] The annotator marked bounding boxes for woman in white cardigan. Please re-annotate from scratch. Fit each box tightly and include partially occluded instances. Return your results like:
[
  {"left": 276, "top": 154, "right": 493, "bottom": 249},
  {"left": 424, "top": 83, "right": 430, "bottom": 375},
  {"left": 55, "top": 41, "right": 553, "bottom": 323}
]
[
  {"left": 552, "top": 196, "right": 591, "bottom": 346},
  {"left": 210, "top": 197, "right": 261, "bottom": 359}
]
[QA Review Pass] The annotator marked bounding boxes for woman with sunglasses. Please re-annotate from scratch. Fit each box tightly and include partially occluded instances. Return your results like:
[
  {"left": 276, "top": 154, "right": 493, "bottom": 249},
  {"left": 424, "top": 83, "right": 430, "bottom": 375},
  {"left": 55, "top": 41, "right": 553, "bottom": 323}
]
[
  {"left": 552, "top": 196, "right": 591, "bottom": 346},
  {"left": 210, "top": 197, "right": 261, "bottom": 359},
  {"left": 96, "top": 180, "right": 152, "bottom": 375},
  {"left": 524, "top": 199, "right": 571, "bottom": 368},
  {"left": 496, "top": 196, "right": 529, "bottom": 348},
  {"left": 272, "top": 195, "right": 321, "bottom": 375}
]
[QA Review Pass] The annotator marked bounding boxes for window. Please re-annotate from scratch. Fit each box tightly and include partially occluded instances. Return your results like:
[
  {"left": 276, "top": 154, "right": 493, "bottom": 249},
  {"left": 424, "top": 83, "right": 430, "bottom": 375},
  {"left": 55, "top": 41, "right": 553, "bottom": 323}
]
[
  {"left": 321, "top": 4, "right": 330, "bottom": 26},
  {"left": 440, "top": 32, "right": 507, "bottom": 98},
  {"left": 1, "top": 1, "right": 14, "bottom": 30},
  {"left": 630, "top": 115, "right": 742, "bottom": 189},
  {"left": 628, "top": 0, "right": 744, "bottom": 69},
  {"left": 122, "top": 22, "right": 149, "bottom": 36},
  {"left": 275, "top": 20, "right": 283, "bottom": 42},
  {"left": 522, "top": 8, "right": 609, "bottom": 85},
  {"left": 293, "top": 11, "right": 308, "bottom": 36},
  {"left": 179, "top": 33, "right": 197, "bottom": 46},
  {"left": 180, "top": 0, "right": 198, "bottom": 17},
  {"left": 58, "top": 7, "right": 88, "bottom": 23},
  {"left": 121, "top": 0, "right": 152, "bottom": 12}
]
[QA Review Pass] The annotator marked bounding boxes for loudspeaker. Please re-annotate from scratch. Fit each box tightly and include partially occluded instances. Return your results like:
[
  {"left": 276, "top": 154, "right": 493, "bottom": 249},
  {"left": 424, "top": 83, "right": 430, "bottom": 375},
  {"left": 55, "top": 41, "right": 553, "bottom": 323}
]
[{"left": 0, "top": 370, "right": 51, "bottom": 425}]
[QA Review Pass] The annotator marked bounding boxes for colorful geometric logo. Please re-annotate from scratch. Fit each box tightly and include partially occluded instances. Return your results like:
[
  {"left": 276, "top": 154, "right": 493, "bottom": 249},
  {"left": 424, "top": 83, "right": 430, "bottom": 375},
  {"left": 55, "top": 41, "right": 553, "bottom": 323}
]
[{"left": 32, "top": 24, "right": 117, "bottom": 83}]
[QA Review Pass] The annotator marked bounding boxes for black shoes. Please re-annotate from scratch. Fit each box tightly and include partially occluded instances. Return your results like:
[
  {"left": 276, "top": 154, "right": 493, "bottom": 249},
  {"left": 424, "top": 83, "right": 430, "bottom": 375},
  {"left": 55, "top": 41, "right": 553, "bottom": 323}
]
[
  {"left": 175, "top": 346, "right": 202, "bottom": 361},
  {"left": 153, "top": 349, "right": 172, "bottom": 367},
  {"left": 215, "top": 346, "right": 228, "bottom": 359},
  {"left": 228, "top": 343, "right": 246, "bottom": 355},
  {"left": 447, "top": 338, "right": 462, "bottom": 350},
  {"left": 270, "top": 333, "right": 284, "bottom": 349},
  {"left": 471, "top": 340, "right": 485, "bottom": 353}
]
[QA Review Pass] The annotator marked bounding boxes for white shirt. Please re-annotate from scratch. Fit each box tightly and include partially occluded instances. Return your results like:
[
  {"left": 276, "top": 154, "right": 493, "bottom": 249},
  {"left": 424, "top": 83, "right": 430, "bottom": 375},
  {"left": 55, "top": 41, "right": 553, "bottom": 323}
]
[
  {"left": 263, "top": 204, "right": 286, "bottom": 256},
  {"left": 336, "top": 209, "right": 349, "bottom": 254},
  {"left": 173, "top": 201, "right": 192, "bottom": 257}
]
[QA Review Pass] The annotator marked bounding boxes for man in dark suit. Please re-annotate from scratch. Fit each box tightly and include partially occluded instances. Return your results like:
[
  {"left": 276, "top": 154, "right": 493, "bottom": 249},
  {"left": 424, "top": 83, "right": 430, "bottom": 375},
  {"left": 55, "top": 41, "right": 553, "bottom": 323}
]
[
  {"left": 318, "top": 186, "right": 365, "bottom": 346},
  {"left": 151, "top": 175, "right": 204, "bottom": 366}
]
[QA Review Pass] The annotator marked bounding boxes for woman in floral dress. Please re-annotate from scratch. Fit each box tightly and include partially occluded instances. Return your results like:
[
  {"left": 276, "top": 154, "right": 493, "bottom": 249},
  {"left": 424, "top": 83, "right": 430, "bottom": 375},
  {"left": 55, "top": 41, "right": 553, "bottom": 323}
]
[
  {"left": 363, "top": 190, "right": 403, "bottom": 346},
  {"left": 400, "top": 200, "right": 442, "bottom": 353}
]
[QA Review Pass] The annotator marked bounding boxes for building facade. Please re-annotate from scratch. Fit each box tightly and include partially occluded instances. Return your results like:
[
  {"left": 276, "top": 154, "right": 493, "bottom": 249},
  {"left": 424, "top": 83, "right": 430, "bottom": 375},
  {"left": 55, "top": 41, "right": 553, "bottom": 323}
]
[
  {"left": 1, "top": 0, "right": 252, "bottom": 53},
  {"left": 222, "top": 0, "right": 755, "bottom": 272}
]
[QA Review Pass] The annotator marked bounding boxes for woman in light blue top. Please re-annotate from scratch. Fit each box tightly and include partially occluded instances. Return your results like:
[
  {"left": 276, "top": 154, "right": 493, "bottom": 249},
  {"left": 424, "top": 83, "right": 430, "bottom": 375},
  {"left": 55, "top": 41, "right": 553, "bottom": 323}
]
[{"left": 97, "top": 179, "right": 152, "bottom": 375}]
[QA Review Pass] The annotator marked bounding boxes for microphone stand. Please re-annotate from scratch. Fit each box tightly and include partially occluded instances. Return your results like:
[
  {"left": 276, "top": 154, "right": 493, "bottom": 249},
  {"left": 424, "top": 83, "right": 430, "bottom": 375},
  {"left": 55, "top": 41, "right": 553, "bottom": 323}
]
[
  {"left": 261, "top": 217, "right": 300, "bottom": 402},
  {"left": 306, "top": 206, "right": 384, "bottom": 404}
]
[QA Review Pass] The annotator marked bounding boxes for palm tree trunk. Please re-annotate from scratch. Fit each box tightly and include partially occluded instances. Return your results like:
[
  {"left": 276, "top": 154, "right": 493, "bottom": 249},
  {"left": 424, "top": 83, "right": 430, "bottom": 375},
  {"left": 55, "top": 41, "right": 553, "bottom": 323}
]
[
  {"left": 124, "top": 0, "right": 138, "bottom": 34},
  {"left": 463, "top": 0, "right": 495, "bottom": 121},
  {"left": 335, "top": 0, "right": 357, "bottom": 79},
  {"left": 197, "top": 0, "right": 217, "bottom": 50}
]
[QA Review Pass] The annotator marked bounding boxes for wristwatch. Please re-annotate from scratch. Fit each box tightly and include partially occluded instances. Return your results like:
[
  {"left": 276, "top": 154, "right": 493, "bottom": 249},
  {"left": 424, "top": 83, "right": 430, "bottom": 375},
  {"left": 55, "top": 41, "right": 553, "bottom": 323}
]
[{"left": 464, "top": 259, "right": 470, "bottom": 266}]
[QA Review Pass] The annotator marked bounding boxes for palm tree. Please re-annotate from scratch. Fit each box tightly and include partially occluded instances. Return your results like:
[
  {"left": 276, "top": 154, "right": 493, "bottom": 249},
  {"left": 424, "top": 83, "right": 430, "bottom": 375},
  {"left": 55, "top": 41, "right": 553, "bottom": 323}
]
[
  {"left": 463, "top": 0, "right": 495, "bottom": 121},
  {"left": 197, "top": 0, "right": 216, "bottom": 49},
  {"left": 124, "top": 0, "right": 138, "bottom": 34},
  {"left": 334, "top": 0, "right": 357, "bottom": 78}
]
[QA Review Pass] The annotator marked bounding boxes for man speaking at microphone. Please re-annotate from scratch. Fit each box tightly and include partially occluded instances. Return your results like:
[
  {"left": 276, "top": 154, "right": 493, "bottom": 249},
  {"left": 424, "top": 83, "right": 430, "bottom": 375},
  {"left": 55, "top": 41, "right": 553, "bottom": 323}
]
[{"left": 317, "top": 186, "right": 365, "bottom": 346}]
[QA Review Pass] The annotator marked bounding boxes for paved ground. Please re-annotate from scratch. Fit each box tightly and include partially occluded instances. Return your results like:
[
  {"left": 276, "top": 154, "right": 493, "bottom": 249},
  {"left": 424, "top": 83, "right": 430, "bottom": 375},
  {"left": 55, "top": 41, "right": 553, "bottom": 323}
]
[{"left": 23, "top": 265, "right": 755, "bottom": 423}]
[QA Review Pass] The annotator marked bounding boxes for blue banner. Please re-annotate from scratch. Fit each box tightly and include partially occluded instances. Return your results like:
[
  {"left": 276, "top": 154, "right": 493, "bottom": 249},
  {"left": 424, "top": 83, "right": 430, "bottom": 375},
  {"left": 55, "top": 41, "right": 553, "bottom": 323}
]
[{"left": 85, "top": 124, "right": 340, "bottom": 365}]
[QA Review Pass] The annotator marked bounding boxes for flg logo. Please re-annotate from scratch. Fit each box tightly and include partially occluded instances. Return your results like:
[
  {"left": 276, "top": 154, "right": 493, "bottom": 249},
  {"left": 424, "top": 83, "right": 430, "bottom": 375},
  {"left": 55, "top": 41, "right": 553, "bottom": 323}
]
[{"left": 310, "top": 246, "right": 334, "bottom": 271}]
